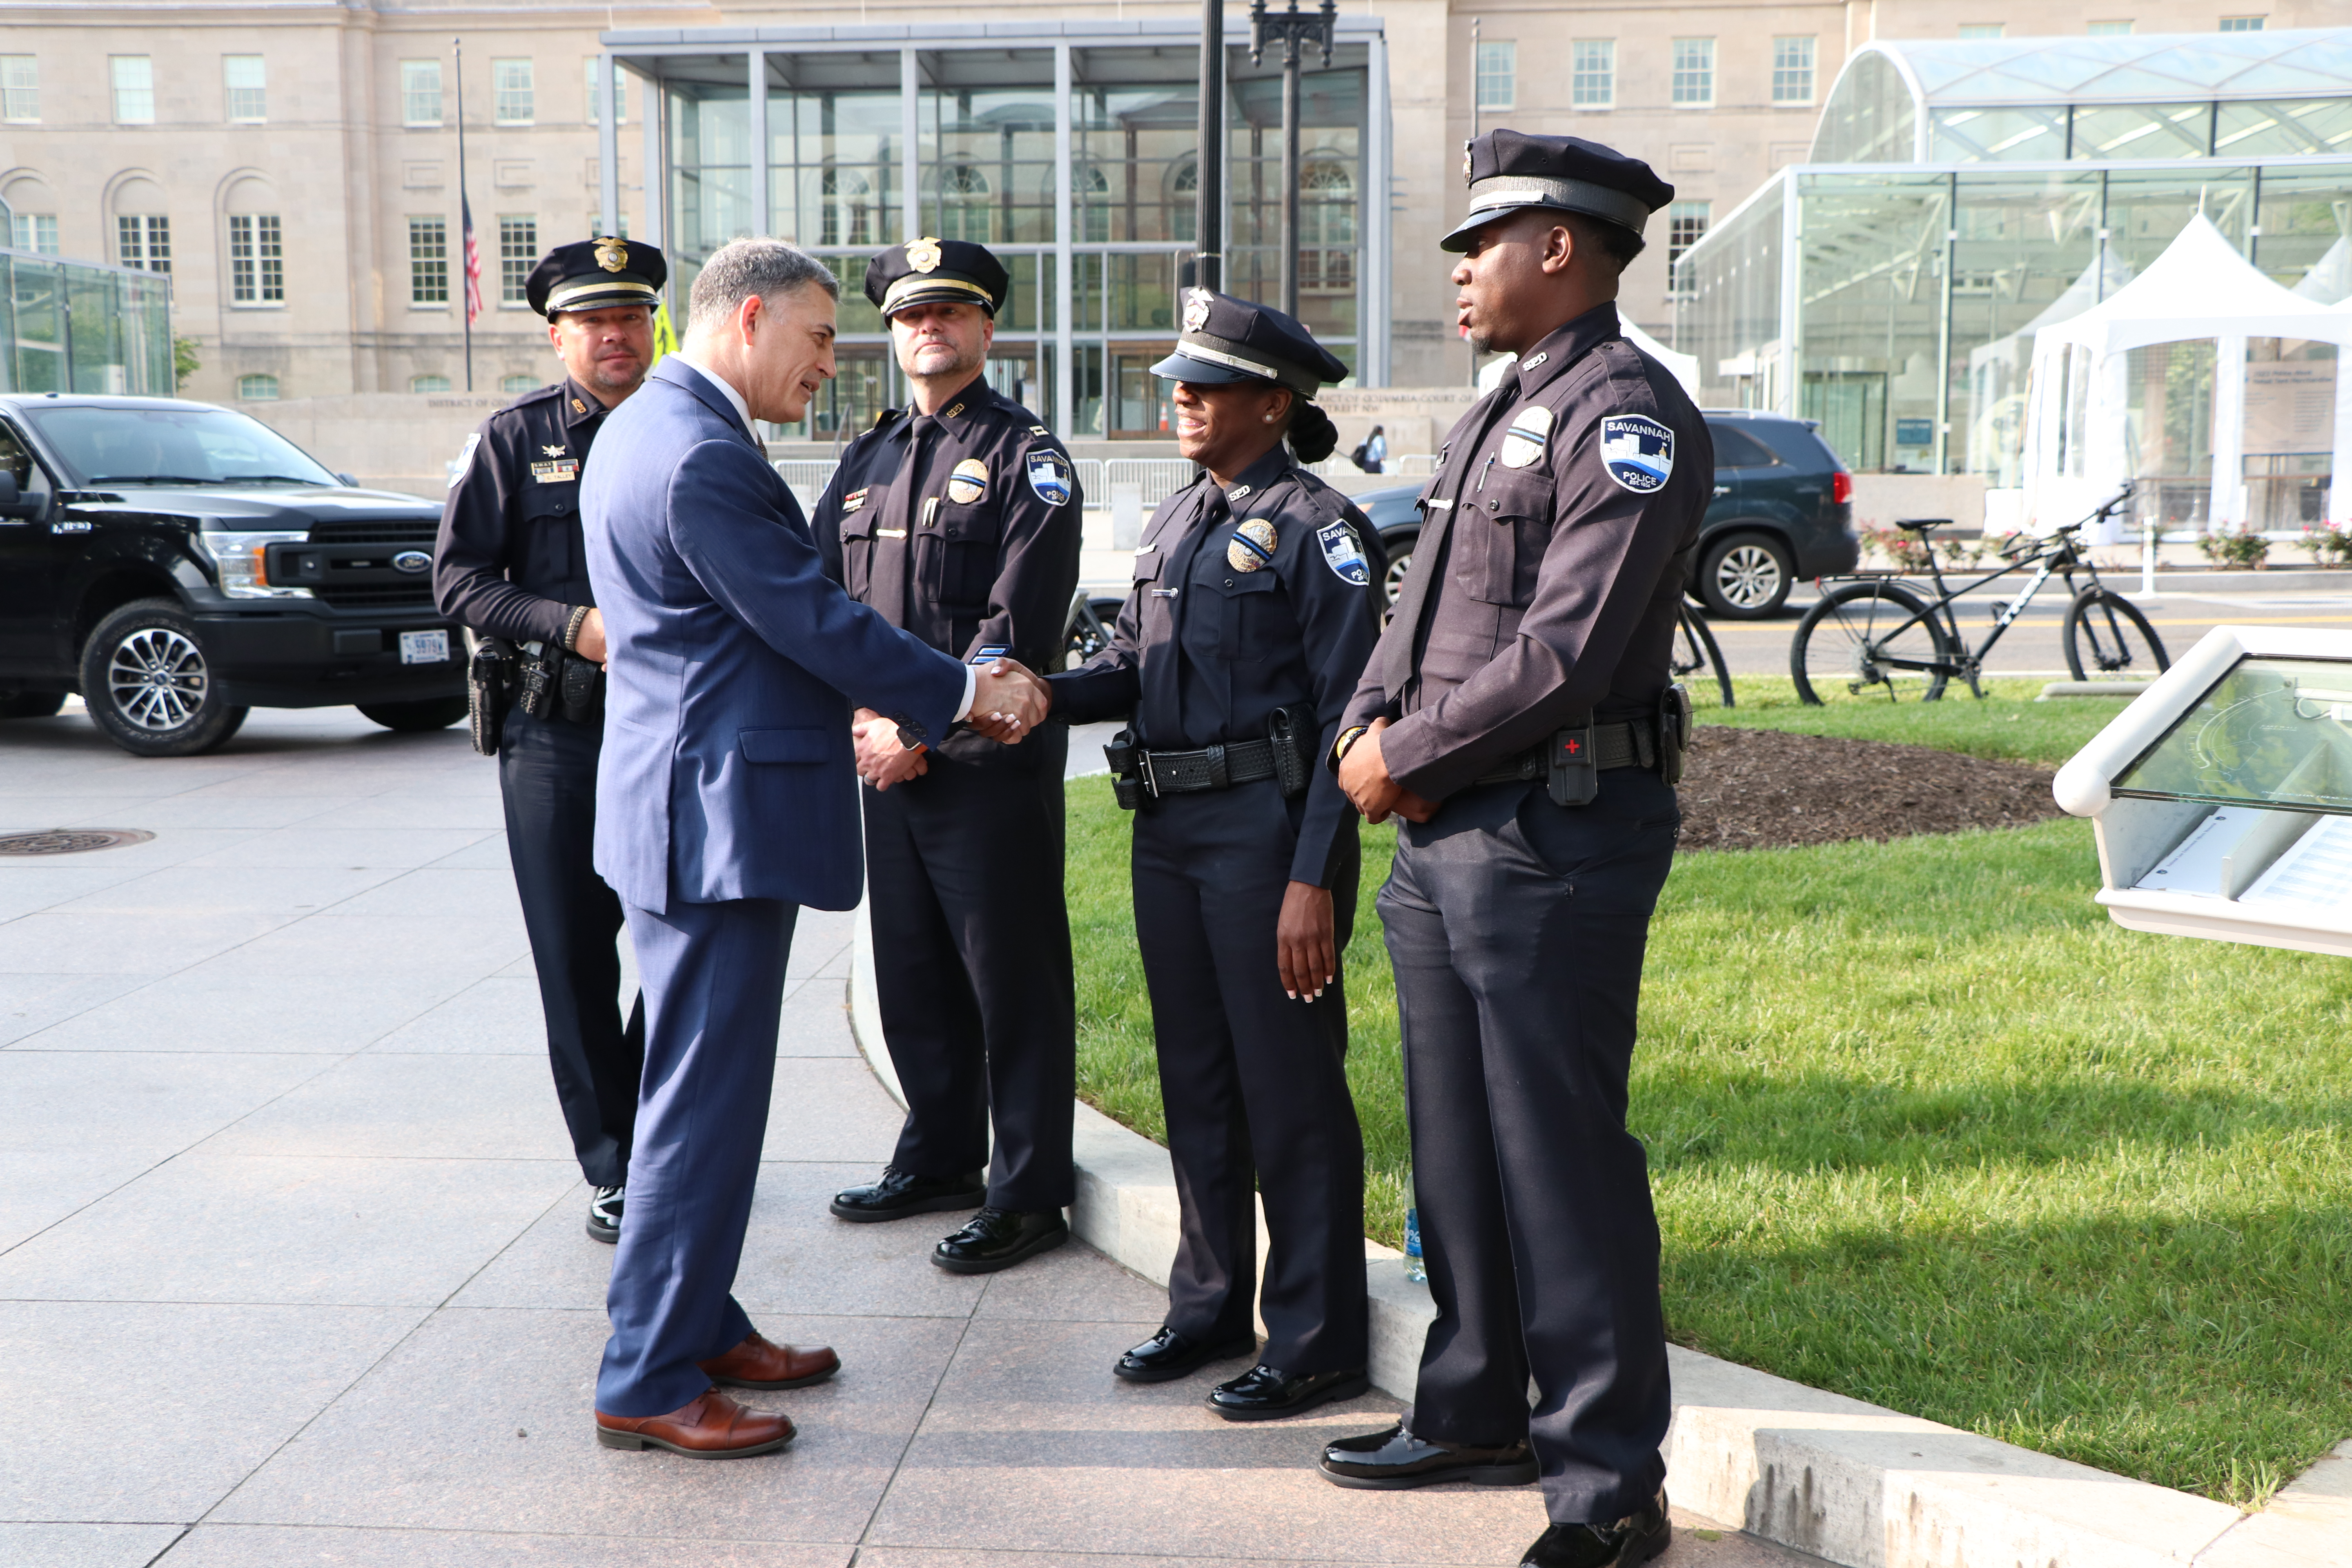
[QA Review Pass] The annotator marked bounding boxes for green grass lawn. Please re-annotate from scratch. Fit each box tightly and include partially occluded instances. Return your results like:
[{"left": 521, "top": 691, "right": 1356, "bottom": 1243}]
[{"left": 1065, "top": 686, "right": 2352, "bottom": 1507}]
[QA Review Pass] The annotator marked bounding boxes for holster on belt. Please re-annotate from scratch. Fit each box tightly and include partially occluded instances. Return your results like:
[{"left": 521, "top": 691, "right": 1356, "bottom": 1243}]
[
  {"left": 468, "top": 635, "right": 516, "bottom": 757},
  {"left": 1657, "top": 683, "right": 1691, "bottom": 786},
  {"left": 515, "top": 640, "right": 606, "bottom": 726},
  {"left": 1103, "top": 728, "right": 1147, "bottom": 812},
  {"left": 1266, "top": 701, "right": 1316, "bottom": 800}
]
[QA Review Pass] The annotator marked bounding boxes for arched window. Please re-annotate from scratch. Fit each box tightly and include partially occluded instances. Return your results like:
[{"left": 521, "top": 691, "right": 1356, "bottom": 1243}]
[
  {"left": 500, "top": 373, "right": 537, "bottom": 394},
  {"left": 4, "top": 174, "right": 58, "bottom": 253},
  {"left": 236, "top": 373, "right": 278, "bottom": 400},
  {"left": 1080, "top": 164, "right": 1111, "bottom": 243},
  {"left": 223, "top": 176, "right": 283, "bottom": 306},
  {"left": 820, "top": 167, "right": 872, "bottom": 249},
  {"left": 1299, "top": 160, "right": 1356, "bottom": 294},
  {"left": 410, "top": 374, "right": 451, "bottom": 394},
  {"left": 112, "top": 174, "right": 170, "bottom": 273},
  {"left": 939, "top": 163, "right": 991, "bottom": 243},
  {"left": 1167, "top": 160, "right": 1199, "bottom": 244}
]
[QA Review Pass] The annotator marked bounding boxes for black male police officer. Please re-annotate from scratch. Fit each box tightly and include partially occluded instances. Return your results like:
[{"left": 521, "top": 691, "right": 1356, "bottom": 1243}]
[
  {"left": 1321, "top": 134, "right": 1710, "bottom": 1568},
  {"left": 1047, "top": 292, "right": 1383, "bottom": 1419},
  {"left": 816, "top": 238, "right": 1085, "bottom": 1275},
  {"left": 433, "top": 238, "right": 665, "bottom": 1246}
]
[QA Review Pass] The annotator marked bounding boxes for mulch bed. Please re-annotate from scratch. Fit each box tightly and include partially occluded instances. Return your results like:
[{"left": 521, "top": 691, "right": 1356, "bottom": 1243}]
[{"left": 1676, "top": 726, "right": 2065, "bottom": 852}]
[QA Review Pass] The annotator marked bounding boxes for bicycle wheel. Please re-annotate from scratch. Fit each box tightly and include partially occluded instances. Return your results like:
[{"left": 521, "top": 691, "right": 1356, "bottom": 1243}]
[
  {"left": 1790, "top": 581, "right": 1952, "bottom": 705},
  {"left": 2063, "top": 588, "right": 2169, "bottom": 683},
  {"left": 1674, "top": 605, "right": 1735, "bottom": 708}
]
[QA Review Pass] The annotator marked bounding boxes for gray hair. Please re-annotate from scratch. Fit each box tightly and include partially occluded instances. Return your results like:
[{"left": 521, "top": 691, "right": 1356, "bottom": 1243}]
[{"left": 686, "top": 238, "right": 841, "bottom": 331}]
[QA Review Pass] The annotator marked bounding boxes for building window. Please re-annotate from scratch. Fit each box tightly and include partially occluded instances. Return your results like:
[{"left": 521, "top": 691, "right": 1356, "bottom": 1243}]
[
  {"left": 1772, "top": 37, "right": 1817, "bottom": 105},
  {"left": 1958, "top": 24, "right": 2005, "bottom": 39},
  {"left": 410, "top": 217, "right": 448, "bottom": 305},
  {"left": 500, "top": 373, "right": 537, "bottom": 394},
  {"left": 938, "top": 164, "right": 992, "bottom": 243},
  {"left": 237, "top": 373, "right": 279, "bottom": 400},
  {"left": 112, "top": 56, "right": 154, "bottom": 124},
  {"left": 1299, "top": 159, "right": 1356, "bottom": 295},
  {"left": 228, "top": 214, "right": 283, "bottom": 304},
  {"left": 820, "top": 168, "right": 873, "bottom": 248},
  {"left": 1475, "top": 41, "right": 1515, "bottom": 111},
  {"left": 1, "top": 56, "right": 38, "bottom": 122},
  {"left": 9, "top": 213, "right": 56, "bottom": 253},
  {"left": 498, "top": 217, "right": 536, "bottom": 304},
  {"left": 2218, "top": 16, "right": 2265, "bottom": 30},
  {"left": 585, "top": 58, "right": 626, "bottom": 124},
  {"left": 493, "top": 59, "right": 533, "bottom": 125},
  {"left": 1572, "top": 41, "right": 1614, "bottom": 110},
  {"left": 402, "top": 60, "right": 442, "bottom": 125},
  {"left": 1671, "top": 38, "right": 1714, "bottom": 107},
  {"left": 411, "top": 374, "right": 452, "bottom": 394},
  {"left": 223, "top": 55, "right": 265, "bottom": 122},
  {"left": 118, "top": 215, "right": 170, "bottom": 272},
  {"left": 586, "top": 215, "right": 629, "bottom": 239},
  {"left": 1667, "top": 200, "right": 1710, "bottom": 272},
  {"left": 2087, "top": 20, "right": 2134, "bottom": 33}
]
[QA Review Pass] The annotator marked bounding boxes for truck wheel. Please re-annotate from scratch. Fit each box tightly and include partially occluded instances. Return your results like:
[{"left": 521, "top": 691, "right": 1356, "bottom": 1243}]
[
  {"left": 0, "top": 689, "right": 67, "bottom": 718},
  {"left": 358, "top": 697, "right": 470, "bottom": 732},
  {"left": 79, "top": 598, "right": 250, "bottom": 757}
]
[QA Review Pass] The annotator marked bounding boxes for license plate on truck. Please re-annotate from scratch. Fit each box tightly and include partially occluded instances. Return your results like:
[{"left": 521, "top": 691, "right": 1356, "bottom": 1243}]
[{"left": 399, "top": 630, "right": 450, "bottom": 665}]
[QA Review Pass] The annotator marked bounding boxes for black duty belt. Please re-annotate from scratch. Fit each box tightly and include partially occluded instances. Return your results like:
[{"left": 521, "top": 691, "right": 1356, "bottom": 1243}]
[
  {"left": 1473, "top": 719, "right": 1653, "bottom": 787},
  {"left": 1138, "top": 737, "right": 1281, "bottom": 798}
]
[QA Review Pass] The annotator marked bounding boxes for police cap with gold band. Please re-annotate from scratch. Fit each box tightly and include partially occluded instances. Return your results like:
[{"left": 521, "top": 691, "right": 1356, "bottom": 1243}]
[
  {"left": 864, "top": 237, "right": 1010, "bottom": 319},
  {"left": 1438, "top": 128, "right": 1674, "bottom": 253},
  {"left": 1152, "top": 289, "right": 1347, "bottom": 397},
  {"left": 524, "top": 236, "right": 668, "bottom": 319}
]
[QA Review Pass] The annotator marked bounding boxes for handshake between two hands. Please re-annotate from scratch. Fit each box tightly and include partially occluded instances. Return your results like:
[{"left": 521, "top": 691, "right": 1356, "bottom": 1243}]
[{"left": 853, "top": 658, "right": 1051, "bottom": 791}]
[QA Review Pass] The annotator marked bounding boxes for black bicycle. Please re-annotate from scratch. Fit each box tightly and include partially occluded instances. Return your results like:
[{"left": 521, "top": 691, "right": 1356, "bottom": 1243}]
[
  {"left": 1788, "top": 484, "right": 2167, "bottom": 704},
  {"left": 1675, "top": 603, "right": 1735, "bottom": 708}
]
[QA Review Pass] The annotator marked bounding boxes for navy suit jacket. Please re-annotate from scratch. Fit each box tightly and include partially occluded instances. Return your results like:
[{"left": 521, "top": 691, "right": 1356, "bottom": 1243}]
[{"left": 581, "top": 356, "right": 968, "bottom": 914}]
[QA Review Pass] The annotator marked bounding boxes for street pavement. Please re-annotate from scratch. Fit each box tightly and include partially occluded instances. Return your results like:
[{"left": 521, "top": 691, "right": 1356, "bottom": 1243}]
[{"left": 0, "top": 706, "right": 1812, "bottom": 1566}]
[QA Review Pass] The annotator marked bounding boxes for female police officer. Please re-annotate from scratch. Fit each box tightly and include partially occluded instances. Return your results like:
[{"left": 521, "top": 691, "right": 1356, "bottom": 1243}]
[{"left": 1046, "top": 290, "right": 1383, "bottom": 1420}]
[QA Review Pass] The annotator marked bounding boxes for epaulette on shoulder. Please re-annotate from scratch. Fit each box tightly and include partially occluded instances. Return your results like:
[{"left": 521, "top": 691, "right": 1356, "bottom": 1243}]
[
  {"left": 870, "top": 406, "right": 907, "bottom": 432},
  {"left": 496, "top": 382, "right": 563, "bottom": 415}
]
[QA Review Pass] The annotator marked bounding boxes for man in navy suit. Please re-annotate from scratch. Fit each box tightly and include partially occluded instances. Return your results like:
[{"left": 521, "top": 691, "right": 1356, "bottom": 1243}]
[{"left": 580, "top": 238, "right": 1049, "bottom": 1459}]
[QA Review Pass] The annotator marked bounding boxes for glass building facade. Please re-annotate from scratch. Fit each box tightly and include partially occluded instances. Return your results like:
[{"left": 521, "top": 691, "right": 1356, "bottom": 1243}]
[
  {"left": 598, "top": 20, "right": 1390, "bottom": 441},
  {"left": 0, "top": 241, "right": 175, "bottom": 397},
  {"left": 1675, "top": 27, "right": 2352, "bottom": 526}
]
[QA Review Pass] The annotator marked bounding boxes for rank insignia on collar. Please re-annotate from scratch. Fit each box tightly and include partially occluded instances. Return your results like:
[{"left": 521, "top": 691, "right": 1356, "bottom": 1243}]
[
  {"left": 1230, "top": 484, "right": 1253, "bottom": 501},
  {"left": 1523, "top": 351, "right": 1548, "bottom": 370},
  {"left": 1499, "top": 404, "right": 1554, "bottom": 469},
  {"left": 907, "top": 236, "right": 944, "bottom": 273},
  {"left": 541, "top": 445, "right": 567, "bottom": 457},
  {"left": 944, "top": 402, "right": 964, "bottom": 419},
  {"left": 1227, "top": 517, "right": 1278, "bottom": 573},
  {"left": 594, "top": 238, "right": 628, "bottom": 273},
  {"left": 571, "top": 398, "right": 587, "bottom": 414},
  {"left": 947, "top": 457, "right": 989, "bottom": 505},
  {"left": 1599, "top": 413, "right": 1675, "bottom": 494}
]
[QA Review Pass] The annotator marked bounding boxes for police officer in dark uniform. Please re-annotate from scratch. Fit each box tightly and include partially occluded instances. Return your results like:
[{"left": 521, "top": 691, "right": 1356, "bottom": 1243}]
[
  {"left": 1318, "top": 134, "right": 1709, "bottom": 1568},
  {"left": 1047, "top": 291, "right": 1383, "bottom": 1420},
  {"left": 816, "top": 238, "right": 1086, "bottom": 1275},
  {"left": 433, "top": 237, "right": 666, "bottom": 1246}
]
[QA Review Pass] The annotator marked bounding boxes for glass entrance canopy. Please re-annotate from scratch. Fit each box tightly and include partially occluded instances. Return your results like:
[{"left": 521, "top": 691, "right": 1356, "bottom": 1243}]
[{"left": 595, "top": 19, "right": 1391, "bottom": 442}]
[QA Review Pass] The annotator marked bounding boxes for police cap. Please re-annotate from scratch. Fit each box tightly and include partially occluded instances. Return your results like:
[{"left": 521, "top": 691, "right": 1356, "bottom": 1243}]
[
  {"left": 865, "top": 238, "right": 1009, "bottom": 319},
  {"left": 525, "top": 237, "right": 667, "bottom": 319},
  {"left": 1439, "top": 129, "right": 1674, "bottom": 253},
  {"left": 1151, "top": 290, "right": 1348, "bottom": 397}
]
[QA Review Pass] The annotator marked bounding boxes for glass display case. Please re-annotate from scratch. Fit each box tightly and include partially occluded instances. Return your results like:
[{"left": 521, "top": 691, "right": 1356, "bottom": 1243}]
[{"left": 2053, "top": 627, "right": 2352, "bottom": 956}]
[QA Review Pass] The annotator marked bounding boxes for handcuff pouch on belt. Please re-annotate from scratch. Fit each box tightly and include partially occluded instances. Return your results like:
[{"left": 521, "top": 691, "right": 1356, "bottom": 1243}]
[
  {"left": 515, "top": 640, "right": 604, "bottom": 726},
  {"left": 1265, "top": 701, "right": 1315, "bottom": 800},
  {"left": 468, "top": 636, "right": 515, "bottom": 758}
]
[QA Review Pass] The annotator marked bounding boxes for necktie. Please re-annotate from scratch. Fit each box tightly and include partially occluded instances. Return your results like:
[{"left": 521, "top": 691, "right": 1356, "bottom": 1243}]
[
  {"left": 1382, "top": 368, "right": 1521, "bottom": 701},
  {"left": 1139, "top": 485, "right": 1227, "bottom": 744},
  {"left": 870, "top": 414, "right": 935, "bottom": 629}
]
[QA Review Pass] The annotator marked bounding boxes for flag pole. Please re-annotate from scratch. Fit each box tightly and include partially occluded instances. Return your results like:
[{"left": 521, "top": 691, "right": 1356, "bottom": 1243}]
[{"left": 454, "top": 36, "right": 474, "bottom": 391}]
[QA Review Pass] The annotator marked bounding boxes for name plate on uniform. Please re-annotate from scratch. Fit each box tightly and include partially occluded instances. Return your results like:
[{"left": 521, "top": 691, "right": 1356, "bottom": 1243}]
[
  {"left": 530, "top": 459, "right": 580, "bottom": 484},
  {"left": 399, "top": 629, "right": 451, "bottom": 665}
]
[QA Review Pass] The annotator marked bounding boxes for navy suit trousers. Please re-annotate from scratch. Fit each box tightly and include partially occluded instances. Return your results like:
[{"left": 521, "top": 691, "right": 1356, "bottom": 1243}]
[
  {"left": 1378, "top": 771, "right": 1678, "bottom": 1525},
  {"left": 598, "top": 894, "right": 797, "bottom": 1417}
]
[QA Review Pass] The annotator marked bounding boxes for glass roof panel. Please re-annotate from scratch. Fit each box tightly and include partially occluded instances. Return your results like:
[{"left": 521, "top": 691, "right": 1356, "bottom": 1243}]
[{"left": 1862, "top": 27, "right": 2352, "bottom": 107}]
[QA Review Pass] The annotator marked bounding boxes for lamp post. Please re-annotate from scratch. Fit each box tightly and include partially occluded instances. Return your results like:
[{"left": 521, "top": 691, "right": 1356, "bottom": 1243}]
[
  {"left": 1195, "top": 0, "right": 1225, "bottom": 294},
  {"left": 1249, "top": 0, "right": 1335, "bottom": 319}
]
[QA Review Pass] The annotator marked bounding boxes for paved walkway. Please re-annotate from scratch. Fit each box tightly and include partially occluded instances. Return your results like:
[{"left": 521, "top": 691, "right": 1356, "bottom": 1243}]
[{"left": 1, "top": 705, "right": 1808, "bottom": 1567}]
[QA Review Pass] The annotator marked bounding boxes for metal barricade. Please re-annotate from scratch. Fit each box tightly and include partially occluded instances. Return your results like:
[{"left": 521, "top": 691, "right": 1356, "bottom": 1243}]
[
  {"left": 773, "top": 459, "right": 840, "bottom": 512},
  {"left": 1103, "top": 457, "right": 1198, "bottom": 508}
]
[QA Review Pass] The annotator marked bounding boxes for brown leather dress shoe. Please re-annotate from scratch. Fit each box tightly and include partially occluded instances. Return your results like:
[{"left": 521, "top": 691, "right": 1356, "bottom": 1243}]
[
  {"left": 697, "top": 1330, "right": 840, "bottom": 1391},
  {"left": 594, "top": 1389, "right": 794, "bottom": 1458}
]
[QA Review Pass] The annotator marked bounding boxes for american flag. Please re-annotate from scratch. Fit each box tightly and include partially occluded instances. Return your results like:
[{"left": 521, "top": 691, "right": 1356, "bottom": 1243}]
[{"left": 461, "top": 194, "right": 483, "bottom": 324}]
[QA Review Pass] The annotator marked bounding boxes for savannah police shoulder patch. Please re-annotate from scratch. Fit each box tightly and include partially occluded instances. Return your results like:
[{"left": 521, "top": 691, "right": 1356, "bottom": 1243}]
[
  {"left": 1498, "top": 404, "right": 1553, "bottom": 469},
  {"left": 1317, "top": 519, "right": 1370, "bottom": 586},
  {"left": 946, "top": 458, "right": 989, "bottom": 506},
  {"left": 448, "top": 432, "right": 481, "bottom": 490},
  {"left": 1598, "top": 414, "right": 1675, "bottom": 494},
  {"left": 1025, "top": 448, "right": 1074, "bottom": 506}
]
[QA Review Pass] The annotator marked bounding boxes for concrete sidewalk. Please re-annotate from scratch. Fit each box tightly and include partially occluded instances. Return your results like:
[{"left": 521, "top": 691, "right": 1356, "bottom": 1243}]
[{"left": 0, "top": 706, "right": 1806, "bottom": 1567}]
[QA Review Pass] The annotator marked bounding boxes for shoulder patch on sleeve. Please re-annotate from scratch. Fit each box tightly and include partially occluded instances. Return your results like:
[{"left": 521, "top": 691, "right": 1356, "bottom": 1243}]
[
  {"left": 1598, "top": 414, "right": 1675, "bottom": 494},
  {"left": 448, "top": 432, "right": 481, "bottom": 490},
  {"left": 1316, "top": 519, "right": 1370, "bottom": 586},
  {"left": 1025, "top": 448, "right": 1074, "bottom": 506}
]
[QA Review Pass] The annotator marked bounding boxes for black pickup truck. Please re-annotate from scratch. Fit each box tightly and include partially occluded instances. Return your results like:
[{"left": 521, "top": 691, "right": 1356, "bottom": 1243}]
[{"left": 0, "top": 393, "right": 467, "bottom": 756}]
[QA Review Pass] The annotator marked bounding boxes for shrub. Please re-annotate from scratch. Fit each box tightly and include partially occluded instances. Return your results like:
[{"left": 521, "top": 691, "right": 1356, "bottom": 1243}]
[
  {"left": 1858, "top": 520, "right": 1930, "bottom": 572},
  {"left": 2196, "top": 530, "right": 2270, "bottom": 570},
  {"left": 2301, "top": 522, "right": 2352, "bottom": 568}
]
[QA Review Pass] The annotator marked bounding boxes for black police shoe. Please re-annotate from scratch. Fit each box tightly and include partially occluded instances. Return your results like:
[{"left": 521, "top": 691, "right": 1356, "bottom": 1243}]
[
  {"left": 1203, "top": 1363, "right": 1370, "bottom": 1422},
  {"left": 1318, "top": 1421, "right": 1538, "bottom": 1489},
  {"left": 1520, "top": 1492, "right": 1671, "bottom": 1568},
  {"left": 829, "top": 1166, "right": 987, "bottom": 1223},
  {"left": 931, "top": 1207, "right": 1070, "bottom": 1274},
  {"left": 1113, "top": 1327, "right": 1260, "bottom": 1384},
  {"left": 586, "top": 1184, "right": 623, "bottom": 1244}
]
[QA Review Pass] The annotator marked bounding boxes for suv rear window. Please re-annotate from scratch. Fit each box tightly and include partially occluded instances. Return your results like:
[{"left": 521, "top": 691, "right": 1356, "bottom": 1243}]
[{"left": 1706, "top": 423, "right": 1780, "bottom": 469}]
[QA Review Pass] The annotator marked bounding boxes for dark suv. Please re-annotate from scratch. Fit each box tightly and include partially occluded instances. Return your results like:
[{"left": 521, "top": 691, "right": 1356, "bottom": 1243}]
[
  {"left": 1350, "top": 408, "right": 1857, "bottom": 620},
  {"left": 0, "top": 394, "right": 466, "bottom": 756}
]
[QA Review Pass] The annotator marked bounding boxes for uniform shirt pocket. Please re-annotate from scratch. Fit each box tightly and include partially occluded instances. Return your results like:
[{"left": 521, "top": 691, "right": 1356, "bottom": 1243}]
[
  {"left": 519, "top": 482, "right": 579, "bottom": 580},
  {"left": 838, "top": 511, "right": 877, "bottom": 599},
  {"left": 739, "top": 727, "right": 830, "bottom": 764},
  {"left": 1461, "top": 475, "right": 1552, "bottom": 606},
  {"left": 933, "top": 502, "right": 1003, "bottom": 611},
  {"left": 1206, "top": 568, "right": 1281, "bottom": 661}
]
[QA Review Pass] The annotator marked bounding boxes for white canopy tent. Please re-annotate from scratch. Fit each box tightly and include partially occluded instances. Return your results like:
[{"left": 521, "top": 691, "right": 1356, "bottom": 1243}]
[{"left": 2024, "top": 214, "right": 2352, "bottom": 539}]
